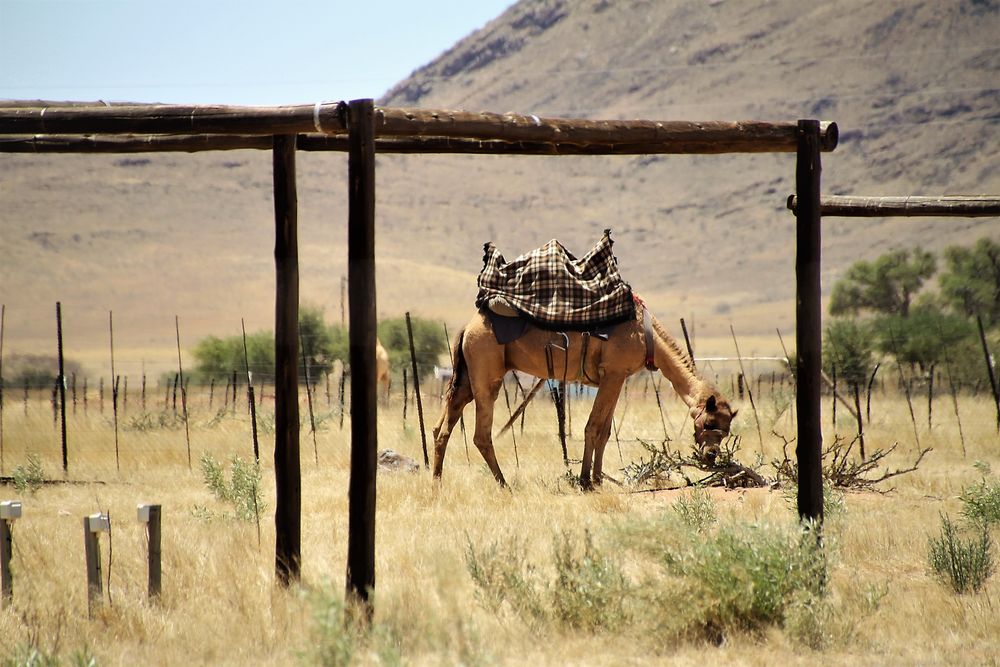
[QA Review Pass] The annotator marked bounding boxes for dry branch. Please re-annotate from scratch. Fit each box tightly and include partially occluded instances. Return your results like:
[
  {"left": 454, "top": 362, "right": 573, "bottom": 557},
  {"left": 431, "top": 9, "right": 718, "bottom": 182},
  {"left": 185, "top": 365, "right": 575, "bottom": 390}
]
[
  {"left": 622, "top": 435, "right": 767, "bottom": 490},
  {"left": 771, "top": 431, "right": 931, "bottom": 492}
]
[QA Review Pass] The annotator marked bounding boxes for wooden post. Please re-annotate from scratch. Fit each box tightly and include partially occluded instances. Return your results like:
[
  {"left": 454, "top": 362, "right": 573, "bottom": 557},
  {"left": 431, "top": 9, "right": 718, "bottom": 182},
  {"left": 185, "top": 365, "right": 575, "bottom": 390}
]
[
  {"left": 137, "top": 504, "right": 161, "bottom": 599},
  {"left": 501, "top": 377, "right": 519, "bottom": 468},
  {"left": 346, "top": 99, "right": 377, "bottom": 618},
  {"left": 795, "top": 120, "right": 824, "bottom": 525},
  {"left": 405, "top": 312, "right": 428, "bottom": 468},
  {"left": 242, "top": 319, "right": 261, "bottom": 463},
  {"left": 175, "top": 317, "right": 191, "bottom": 469},
  {"left": 0, "top": 304, "right": 4, "bottom": 476},
  {"left": 402, "top": 368, "right": 408, "bottom": 421},
  {"left": 273, "top": 133, "right": 301, "bottom": 586},
  {"left": 231, "top": 370, "right": 238, "bottom": 413},
  {"left": 109, "top": 311, "right": 120, "bottom": 471},
  {"left": 56, "top": 302, "right": 68, "bottom": 474},
  {"left": 83, "top": 512, "right": 110, "bottom": 616},
  {"left": 977, "top": 315, "right": 1000, "bottom": 432},
  {"left": 300, "top": 330, "right": 319, "bottom": 466},
  {"left": 679, "top": 317, "right": 695, "bottom": 369},
  {"left": 1, "top": 501, "right": 21, "bottom": 606},
  {"left": 338, "top": 368, "right": 346, "bottom": 430}
]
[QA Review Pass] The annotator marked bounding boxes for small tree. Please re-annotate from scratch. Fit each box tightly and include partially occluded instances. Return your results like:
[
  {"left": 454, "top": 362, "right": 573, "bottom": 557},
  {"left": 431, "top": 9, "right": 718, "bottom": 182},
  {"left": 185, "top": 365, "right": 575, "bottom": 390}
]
[
  {"left": 298, "top": 305, "right": 339, "bottom": 381},
  {"left": 823, "top": 319, "right": 875, "bottom": 386},
  {"left": 377, "top": 316, "right": 448, "bottom": 379},
  {"left": 823, "top": 318, "right": 876, "bottom": 455},
  {"left": 874, "top": 303, "right": 975, "bottom": 376},
  {"left": 939, "top": 238, "right": 1000, "bottom": 327},
  {"left": 829, "top": 247, "right": 936, "bottom": 318},
  {"left": 191, "top": 305, "right": 341, "bottom": 383}
]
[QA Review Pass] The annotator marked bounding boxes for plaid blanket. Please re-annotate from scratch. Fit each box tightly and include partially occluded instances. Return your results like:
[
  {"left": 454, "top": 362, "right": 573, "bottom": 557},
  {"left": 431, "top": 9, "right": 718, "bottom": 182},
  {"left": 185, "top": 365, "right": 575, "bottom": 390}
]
[{"left": 475, "top": 229, "right": 635, "bottom": 331}]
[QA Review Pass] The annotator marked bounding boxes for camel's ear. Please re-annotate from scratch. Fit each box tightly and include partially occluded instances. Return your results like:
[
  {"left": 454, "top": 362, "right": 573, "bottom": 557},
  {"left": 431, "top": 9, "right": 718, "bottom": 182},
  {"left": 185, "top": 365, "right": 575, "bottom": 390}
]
[
  {"left": 706, "top": 395, "right": 717, "bottom": 413},
  {"left": 731, "top": 408, "right": 739, "bottom": 419}
]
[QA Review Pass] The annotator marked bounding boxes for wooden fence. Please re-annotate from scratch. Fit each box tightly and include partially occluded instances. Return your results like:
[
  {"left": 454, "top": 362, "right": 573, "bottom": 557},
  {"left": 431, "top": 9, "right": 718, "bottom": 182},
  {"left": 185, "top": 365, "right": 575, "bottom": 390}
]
[
  {"left": 787, "top": 192, "right": 1000, "bottom": 432},
  {"left": 0, "top": 99, "right": 838, "bottom": 613}
]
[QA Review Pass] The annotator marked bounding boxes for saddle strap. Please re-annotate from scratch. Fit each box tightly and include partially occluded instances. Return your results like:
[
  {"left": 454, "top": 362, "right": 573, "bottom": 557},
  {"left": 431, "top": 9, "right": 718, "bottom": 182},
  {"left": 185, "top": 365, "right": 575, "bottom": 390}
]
[
  {"left": 580, "top": 332, "right": 601, "bottom": 384},
  {"left": 643, "top": 307, "right": 657, "bottom": 371}
]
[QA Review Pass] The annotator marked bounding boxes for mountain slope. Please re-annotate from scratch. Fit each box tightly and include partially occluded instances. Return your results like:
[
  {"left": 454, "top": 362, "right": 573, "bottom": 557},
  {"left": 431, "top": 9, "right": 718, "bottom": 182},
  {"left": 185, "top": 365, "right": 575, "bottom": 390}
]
[{"left": 1, "top": 0, "right": 998, "bottom": 375}]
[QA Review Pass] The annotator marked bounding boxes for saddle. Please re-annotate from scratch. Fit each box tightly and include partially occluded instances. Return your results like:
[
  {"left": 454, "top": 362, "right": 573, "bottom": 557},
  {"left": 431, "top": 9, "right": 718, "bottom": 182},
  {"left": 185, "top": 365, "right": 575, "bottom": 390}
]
[{"left": 475, "top": 228, "right": 636, "bottom": 336}]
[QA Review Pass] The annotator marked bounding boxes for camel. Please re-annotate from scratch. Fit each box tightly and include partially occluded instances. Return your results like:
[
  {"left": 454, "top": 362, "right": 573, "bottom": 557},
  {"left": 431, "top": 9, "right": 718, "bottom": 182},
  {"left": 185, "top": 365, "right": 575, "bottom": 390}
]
[
  {"left": 432, "top": 301, "right": 736, "bottom": 488},
  {"left": 376, "top": 338, "right": 391, "bottom": 402}
]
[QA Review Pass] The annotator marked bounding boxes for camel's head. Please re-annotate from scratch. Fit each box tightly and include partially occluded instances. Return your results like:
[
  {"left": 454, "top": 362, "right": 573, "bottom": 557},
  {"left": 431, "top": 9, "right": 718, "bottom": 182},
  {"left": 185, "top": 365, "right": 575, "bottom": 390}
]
[{"left": 690, "top": 394, "right": 737, "bottom": 463}]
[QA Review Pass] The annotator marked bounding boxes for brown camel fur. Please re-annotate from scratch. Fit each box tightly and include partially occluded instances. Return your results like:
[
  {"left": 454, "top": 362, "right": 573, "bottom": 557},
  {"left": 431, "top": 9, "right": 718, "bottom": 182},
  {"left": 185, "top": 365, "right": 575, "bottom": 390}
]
[{"left": 432, "top": 302, "right": 737, "bottom": 488}]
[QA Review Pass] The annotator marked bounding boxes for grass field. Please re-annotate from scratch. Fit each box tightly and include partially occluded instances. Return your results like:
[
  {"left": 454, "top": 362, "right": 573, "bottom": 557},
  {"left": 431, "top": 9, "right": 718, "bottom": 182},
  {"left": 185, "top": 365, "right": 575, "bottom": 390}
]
[{"left": 0, "top": 381, "right": 999, "bottom": 666}]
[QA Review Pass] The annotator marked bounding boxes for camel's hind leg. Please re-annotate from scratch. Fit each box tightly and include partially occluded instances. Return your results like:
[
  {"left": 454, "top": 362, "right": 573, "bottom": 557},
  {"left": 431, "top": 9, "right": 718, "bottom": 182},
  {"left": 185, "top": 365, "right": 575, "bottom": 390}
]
[
  {"left": 432, "top": 372, "right": 473, "bottom": 478},
  {"left": 581, "top": 374, "right": 626, "bottom": 489}
]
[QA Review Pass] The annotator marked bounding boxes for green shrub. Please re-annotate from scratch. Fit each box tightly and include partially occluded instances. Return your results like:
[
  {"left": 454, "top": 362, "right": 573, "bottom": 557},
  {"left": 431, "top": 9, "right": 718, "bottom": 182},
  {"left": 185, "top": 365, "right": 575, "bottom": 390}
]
[
  {"left": 960, "top": 476, "right": 1000, "bottom": 526},
  {"left": 12, "top": 454, "right": 45, "bottom": 494},
  {"left": 198, "top": 453, "right": 265, "bottom": 522},
  {"left": 124, "top": 411, "right": 185, "bottom": 432},
  {"left": 672, "top": 488, "right": 717, "bottom": 531},
  {"left": 465, "top": 530, "right": 630, "bottom": 632},
  {"left": 782, "top": 481, "right": 847, "bottom": 520},
  {"left": 928, "top": 514, "right": 994, "bottom": 594},
  {"left": 464, "top": 535, "right": 545, "bottom": 621},
  {"left": 1, "top": 644, "right": 96, "bottom": 667},
  {"left": 469, "top": 518, "right": 829, "bottom": 645},
  {"left": 657, "top": 522, "right": 827, "bottom": 638},
  {"left": 550, "top": 530, "right": 631, "bottom": 631},
  {"left": 302, "top": 586, "right": 357, "bottom": 667}
]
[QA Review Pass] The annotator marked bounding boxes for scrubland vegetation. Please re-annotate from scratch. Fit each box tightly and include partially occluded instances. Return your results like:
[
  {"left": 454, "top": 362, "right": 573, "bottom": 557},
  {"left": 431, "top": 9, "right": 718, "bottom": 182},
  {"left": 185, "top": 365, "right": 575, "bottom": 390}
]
[{"left": 1, "top": 380, "right": 999, "bottom": 666}]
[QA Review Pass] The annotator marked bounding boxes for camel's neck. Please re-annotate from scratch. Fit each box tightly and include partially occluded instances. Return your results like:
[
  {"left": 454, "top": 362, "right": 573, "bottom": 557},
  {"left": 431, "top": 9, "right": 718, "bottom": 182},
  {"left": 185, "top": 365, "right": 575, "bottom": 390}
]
[{"left": 649, "top": 313, "right": 709, "bottom": 407}]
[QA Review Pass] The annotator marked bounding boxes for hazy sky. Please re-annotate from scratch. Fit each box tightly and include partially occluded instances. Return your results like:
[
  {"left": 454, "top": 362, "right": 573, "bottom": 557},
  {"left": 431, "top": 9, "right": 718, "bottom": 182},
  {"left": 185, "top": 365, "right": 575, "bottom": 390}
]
[{"left": 0, "top": 0, "right": 513, "bottom": 105}]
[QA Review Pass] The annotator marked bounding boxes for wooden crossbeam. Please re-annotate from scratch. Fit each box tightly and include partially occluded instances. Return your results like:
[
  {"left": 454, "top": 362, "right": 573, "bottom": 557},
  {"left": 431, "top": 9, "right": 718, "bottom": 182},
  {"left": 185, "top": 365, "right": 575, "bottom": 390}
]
[
  {"left": 0, "top": 102, "right": 838, "bottom": 153},
  {"left": 787, "top": 194, "right": 1000, "bottom": 217}
]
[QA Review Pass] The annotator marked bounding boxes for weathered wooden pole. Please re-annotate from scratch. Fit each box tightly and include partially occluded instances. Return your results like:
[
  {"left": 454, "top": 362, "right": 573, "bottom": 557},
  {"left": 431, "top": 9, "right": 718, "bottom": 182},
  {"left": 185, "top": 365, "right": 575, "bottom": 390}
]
[
  {"left": 788, "top": 194, "right": 1000, "bottom": 218},
  {"left": 241, "top": 319, "right": 260, "bottom": 463},
  {"left": 977, "top": 315, "right": 1000, "bottom": 432},
  {"left": 346, "top": 99, "right": 377, "bottom": 619},
  {"left": 0, "top": 304, "right": 4, "bottom": 476},
  {"left": 56, "top": 302, "right": 68, "bottom": 474},
  {"left": 83, "top": 512, "right": 110, "bottom": 616},
  {"left": 137, "top": 504, "right": 161, "bottom": 600},
  {"left": 300, "top": 330, "right": 319, "bottom": 466},
  {"left": 405, "top": 312, "right": 429, "bottom": 468},
  {"left": 795, "top": 119, "right": 823, "bottom": 525},
  {"left": 174, "top": 316, "right": 191, "bottom": 469},
  {"left": 109, "top": 311, "right": 120, "bottom": 472},
  {"left": 679, "top": 317, "right": 695, "bottom": 370},
  {"left": 0, "top": 501, "right": 20, "bottom": 606},
  {"left": 273, "top": 133, "right": 301, "bottom": 586}
]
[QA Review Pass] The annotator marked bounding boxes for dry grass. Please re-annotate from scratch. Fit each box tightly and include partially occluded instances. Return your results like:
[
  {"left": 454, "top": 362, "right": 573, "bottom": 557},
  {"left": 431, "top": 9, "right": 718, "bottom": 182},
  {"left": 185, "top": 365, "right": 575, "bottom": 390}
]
[{"left": 0, "top": 385, "right": 999, "bottom": 665}]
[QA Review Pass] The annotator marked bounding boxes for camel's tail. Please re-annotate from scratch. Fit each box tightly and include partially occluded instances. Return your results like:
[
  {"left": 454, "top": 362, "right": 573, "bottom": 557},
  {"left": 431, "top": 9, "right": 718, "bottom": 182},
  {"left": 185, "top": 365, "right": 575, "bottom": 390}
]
[{"left": 446, "top": 327, "right": 468, "bottom": 403}]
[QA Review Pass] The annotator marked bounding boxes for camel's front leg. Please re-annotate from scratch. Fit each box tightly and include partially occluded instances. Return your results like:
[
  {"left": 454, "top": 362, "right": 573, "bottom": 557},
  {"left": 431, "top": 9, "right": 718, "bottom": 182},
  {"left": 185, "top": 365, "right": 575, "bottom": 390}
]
[
  {"left": 472, "top": 378, "right": 507, "bottom": 487},
  {"left": 581, "top": 375, "right": 626, "bottom": 489}
]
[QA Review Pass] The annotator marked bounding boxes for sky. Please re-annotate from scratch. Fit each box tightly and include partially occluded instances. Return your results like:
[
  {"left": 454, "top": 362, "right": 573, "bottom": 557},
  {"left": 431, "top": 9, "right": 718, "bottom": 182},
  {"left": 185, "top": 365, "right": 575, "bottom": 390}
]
[{"left": 0, "top": 0, "right": 514, "bottom": 105}]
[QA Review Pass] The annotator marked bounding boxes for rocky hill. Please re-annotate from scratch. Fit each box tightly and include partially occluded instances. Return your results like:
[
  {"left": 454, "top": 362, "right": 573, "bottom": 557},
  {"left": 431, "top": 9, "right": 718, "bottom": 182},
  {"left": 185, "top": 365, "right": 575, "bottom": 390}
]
[{"left": 1, "top": 0, "right": 997, "bottom": 374}]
